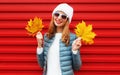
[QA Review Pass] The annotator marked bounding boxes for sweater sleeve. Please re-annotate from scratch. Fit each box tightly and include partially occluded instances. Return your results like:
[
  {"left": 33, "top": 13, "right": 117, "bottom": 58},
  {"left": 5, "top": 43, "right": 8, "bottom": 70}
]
[
  {"left": 36, "top": 49, "right": 44, "bottom": 68},
  {"left": 37, "top": 47, "right": 43, "bottom": 54},
  {"left": 36, "top": 34, "right": 46, "bottom": 69},
  {"left": 72, "top": 49, "right": 78, "bottom": 54},
  {"left": 71, "top": 33, "right": 82, "bottom": 71},
  {"left": 72, "top": 49, "right": 82, "bottom": 70}
]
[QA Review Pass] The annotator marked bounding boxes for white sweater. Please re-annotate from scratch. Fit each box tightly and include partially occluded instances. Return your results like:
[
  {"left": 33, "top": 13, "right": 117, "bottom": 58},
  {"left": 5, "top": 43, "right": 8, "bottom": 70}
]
[
  {"left": 37, "top": 33, "right": 78, "bottom": 75},
  {"left": 46, "top": 33, "right": 62, "bottom": 75}
]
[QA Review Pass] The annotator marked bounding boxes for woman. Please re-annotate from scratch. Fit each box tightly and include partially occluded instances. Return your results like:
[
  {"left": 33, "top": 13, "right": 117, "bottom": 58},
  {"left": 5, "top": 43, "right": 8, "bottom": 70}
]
[{"left": 36, "top": 3, "right": 82, "bottom": 75}]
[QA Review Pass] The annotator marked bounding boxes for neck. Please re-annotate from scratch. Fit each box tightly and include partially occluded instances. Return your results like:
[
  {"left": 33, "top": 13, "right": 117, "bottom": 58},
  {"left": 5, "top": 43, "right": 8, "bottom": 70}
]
[{"left": 56, "top": 26, "right": 63, "bottom": 33}]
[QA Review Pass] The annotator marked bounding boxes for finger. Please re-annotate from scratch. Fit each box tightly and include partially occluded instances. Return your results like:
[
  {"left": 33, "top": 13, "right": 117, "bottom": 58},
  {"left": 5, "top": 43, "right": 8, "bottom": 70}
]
[
  {"left": 76, "top": 42, "right": 80, "bottom": 45},
  {"left": 37, "top": 32, "right": 42, "bottom": 36},
  {"left": 73, "top": 40, "right": 77, "bottom": 45},
  {"left": 73, "top": 38, "right": 81, "bottom": 46},
  {"left": 76, "top": 41, "right": 81, "bottom": 45},
  {"left": 36, "top": 32, "right": 43, "bottom": 39},
  {"left": 76, "top": 44, "right": 81, "bottom": 48},
  {"left": 76, "top": 40, "right": 81, "bottom": 44},
  {"left": 77, "top": 37, "right": 81, "bottom": 41}
]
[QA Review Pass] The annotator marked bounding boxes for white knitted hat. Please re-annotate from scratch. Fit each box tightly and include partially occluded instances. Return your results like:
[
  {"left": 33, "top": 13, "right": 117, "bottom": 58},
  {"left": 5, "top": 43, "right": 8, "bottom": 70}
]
[{"left": 52, "top": 3, "right": 73, "bottom": 23}]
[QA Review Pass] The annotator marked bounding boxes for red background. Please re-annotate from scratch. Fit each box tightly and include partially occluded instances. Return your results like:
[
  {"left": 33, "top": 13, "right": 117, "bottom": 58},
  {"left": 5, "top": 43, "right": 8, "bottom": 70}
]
[{"left": 0, "top": 0, "right": 120, "bottom": 75}]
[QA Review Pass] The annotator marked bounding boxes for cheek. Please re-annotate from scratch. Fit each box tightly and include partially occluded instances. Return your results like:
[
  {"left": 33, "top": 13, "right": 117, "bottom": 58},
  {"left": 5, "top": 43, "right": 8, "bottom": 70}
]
[
  {"left": 53, "top": 17, "right": 67, "bottom": 26},
  {"left": 63, "top": 20, "right": 67, "bottom": 23},
  {"left": 53, "top": 17, "right": 57, "bottom": 22},
  {"left": 61, "top": 20, "right": 67, "bottom": 25}
]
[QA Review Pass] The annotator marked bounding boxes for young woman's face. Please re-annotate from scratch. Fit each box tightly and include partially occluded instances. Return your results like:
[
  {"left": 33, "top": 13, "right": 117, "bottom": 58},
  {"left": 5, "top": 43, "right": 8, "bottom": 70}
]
[{"left": 53, "top": 11, "right": 68, "bottom": 27}]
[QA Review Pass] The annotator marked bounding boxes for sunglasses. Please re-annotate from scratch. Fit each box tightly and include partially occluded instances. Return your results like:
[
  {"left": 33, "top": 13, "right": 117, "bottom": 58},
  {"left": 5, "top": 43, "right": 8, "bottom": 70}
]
[{"left": 54, "top": 12, "right": 68, "bottom": 19}]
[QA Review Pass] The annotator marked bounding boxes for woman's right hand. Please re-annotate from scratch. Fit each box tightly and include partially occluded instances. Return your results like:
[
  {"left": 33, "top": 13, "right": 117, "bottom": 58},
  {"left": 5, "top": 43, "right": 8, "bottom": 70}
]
[{"left": 36, "top": 32, "right": 43, "bottom": 48}]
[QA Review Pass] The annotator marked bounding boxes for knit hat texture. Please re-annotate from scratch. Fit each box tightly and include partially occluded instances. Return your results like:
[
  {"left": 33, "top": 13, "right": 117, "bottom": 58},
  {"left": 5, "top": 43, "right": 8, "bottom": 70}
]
[{"left": 52, "top": 3, "right": 73, "bottom": 23}]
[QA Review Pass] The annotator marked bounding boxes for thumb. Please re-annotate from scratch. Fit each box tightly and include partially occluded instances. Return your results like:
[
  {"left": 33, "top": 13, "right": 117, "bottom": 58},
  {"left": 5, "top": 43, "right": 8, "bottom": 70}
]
[
  {"left": 77, "top": 37, "right": 81, "bottom": 41},
  {"left": 72, "top": 39, "right": 77, "bottom": 46},
  {"left": 36, "top": 32, "right": 43, "bottom": 39}
]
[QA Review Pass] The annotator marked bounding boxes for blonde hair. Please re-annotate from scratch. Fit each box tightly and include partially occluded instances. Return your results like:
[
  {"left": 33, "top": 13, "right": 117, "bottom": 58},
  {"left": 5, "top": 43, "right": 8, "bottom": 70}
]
[{"left": 46, "top": 17, "right": 70, "bottom": 46}]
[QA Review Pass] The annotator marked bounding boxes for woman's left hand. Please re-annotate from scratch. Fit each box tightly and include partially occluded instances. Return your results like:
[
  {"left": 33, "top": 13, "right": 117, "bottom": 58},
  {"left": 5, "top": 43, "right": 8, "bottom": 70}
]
[{"left": 72, "top": 37, "right": 82, "bottom": 51}]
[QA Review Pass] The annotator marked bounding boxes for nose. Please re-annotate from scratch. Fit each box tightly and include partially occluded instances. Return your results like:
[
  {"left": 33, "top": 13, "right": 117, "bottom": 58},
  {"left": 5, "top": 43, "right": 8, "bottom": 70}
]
[{"left": 57, "top": 15, "right": 62, "bottom": 19}]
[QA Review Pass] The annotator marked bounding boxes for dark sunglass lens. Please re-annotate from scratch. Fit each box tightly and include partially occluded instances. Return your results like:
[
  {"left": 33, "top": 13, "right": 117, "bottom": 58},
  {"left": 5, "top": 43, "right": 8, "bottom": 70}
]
[
  {"left": 54, "top": 13, "right": 59, "bottom": 17},
  {"left": 62, "top": 15, "right": 67, "bottom": 19}
]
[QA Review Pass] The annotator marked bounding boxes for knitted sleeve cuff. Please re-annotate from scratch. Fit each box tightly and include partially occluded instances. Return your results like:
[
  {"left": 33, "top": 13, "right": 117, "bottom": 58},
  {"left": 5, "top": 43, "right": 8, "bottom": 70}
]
[
  {"left": 37, "top": 47, "right": 43, "bottom": 54},
  {"left": 72, "top": 50, "right": 78, "bottom": 54}
]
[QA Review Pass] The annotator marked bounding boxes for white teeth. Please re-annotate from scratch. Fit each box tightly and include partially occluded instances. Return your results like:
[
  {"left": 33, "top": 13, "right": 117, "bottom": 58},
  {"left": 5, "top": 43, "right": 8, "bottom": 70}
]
[
  {"left": 54, "top": 21, "right": 62, "bottom": 26},
  {"left": 56, "top": 20, "right": 62, "bottom": 24}
]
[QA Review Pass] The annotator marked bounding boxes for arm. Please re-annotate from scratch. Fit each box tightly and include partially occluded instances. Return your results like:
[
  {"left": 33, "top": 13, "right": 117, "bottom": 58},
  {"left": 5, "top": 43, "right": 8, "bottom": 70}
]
[
  {"left": 72, "top": 49, "right": 82, "bottom": 70},
  {"left": 71, "top": 34, "right": 82, "bottom": 70},
  {"left": 36, "top": 47, "right": 44, "bottom": 68},
  {"left": 36, "top": 32, "right": 44, "bottom": 68}
]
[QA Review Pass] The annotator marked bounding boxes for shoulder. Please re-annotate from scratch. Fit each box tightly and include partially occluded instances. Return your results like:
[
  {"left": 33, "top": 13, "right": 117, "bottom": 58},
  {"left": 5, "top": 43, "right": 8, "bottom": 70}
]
[
  {"left": 70, "top": 32, "right": 76, "bottom": 37},
  {"left": 70, "top": 32, "right": 77, "bottom": 41},
  {"left": 43, "top": 33, "right": 55, "bottom": 42}
]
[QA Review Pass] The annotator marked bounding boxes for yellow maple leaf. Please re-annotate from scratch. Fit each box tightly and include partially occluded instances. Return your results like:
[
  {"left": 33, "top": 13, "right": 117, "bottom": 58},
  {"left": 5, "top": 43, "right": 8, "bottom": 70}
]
[
  {"left": 25, "top": 17, "right": 44, "bottom": 36},
  {"left": 75, "top": 20, "right": 96, "bottom": 45}
]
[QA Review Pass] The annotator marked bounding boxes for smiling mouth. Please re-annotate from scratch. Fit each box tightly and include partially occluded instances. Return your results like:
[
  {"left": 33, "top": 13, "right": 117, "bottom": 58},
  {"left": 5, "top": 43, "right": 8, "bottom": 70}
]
[{"left": 55, "top": 20, "right": 62, "bottom": 24}]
